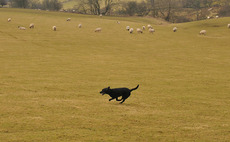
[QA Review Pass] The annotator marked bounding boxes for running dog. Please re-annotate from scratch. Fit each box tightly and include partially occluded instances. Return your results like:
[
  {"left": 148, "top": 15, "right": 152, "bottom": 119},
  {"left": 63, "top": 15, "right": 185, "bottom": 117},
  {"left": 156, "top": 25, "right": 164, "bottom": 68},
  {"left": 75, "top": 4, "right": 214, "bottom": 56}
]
[{"left": 100, "top": 85, "right": 139, "bottom": 104}]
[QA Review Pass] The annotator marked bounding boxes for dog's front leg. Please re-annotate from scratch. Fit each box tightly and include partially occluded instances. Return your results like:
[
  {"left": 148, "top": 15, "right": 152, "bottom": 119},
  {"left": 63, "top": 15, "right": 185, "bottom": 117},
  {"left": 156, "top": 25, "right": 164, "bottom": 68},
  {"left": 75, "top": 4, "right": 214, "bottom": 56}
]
[{"left": 109, "top": 98, "right": 115, "bottom": 101}]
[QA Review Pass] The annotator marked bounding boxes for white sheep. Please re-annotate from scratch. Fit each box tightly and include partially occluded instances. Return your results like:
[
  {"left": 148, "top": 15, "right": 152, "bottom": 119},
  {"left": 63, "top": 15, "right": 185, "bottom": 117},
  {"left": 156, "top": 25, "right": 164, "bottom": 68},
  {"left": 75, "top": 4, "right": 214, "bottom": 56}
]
[
  {"left": 199, "top": 30, "right": 206, "bottom": 35},
  {"left": 67, "top": 18, "right": 71, "bottom": 21},
  {"left": 142, "top": 26, "right": 146, "bottom": 30},
  {"left": 78, "top": 24, "right": 82, "bottom": 28},
  {"left": 129, "top": 28, "right": 133, "bottom": 34},
  {"left": 149, "top": 28, "right": 155, "bottom": 33},
  {"left": 173, "top": 27, "right": 177, "bottom": 32},
  {"left": 215, "top": 15, "right": 219, "bottom": 18},
  {"left": 137, "top": 28, "right": 143, "bottom": 34},
  {"left": 117, "top": 21, "right": 120, "bottom": 24},
  {"left": 227, "top": 24, "right": 230, "bottom": 28},
  {"left": 147, "top": 24, "right": 152, "bottom": 29},
  {"left": 207, "top": 16, "right": 210, "bottom": 19},
  {"left": 8, "top": 18, "right": 11, "bottom": 22},
  {"left": 99, "top": 14, "right": 102, "bottom": 17},
  {"left": 52, "top": 26, "right": 57, "bottom": 31},
  {"left": 18, "top": 26, "right": 26, "bottom": 30},
  {"left": 126, "top": 26, "right": 130, "bottom": 31},
  {"left": 95, "top": 28, "right": 102, "bottom": 32},
  {"left": 29, "top": 23, "right": 34, "bottom": 29}
]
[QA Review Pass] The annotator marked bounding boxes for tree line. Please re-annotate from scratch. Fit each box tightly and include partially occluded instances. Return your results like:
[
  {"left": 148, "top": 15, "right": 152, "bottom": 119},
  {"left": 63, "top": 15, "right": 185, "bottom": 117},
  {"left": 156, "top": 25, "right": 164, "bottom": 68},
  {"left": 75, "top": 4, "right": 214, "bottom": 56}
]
[
  {"left": 76, "top": 0, "right": 230, "bottom": 22},
  {"left": 1, "top": 0, "right": 62, "bottom": 11},
  {"left": 1, "top": 0, "right": 230, "bottom": 23}
]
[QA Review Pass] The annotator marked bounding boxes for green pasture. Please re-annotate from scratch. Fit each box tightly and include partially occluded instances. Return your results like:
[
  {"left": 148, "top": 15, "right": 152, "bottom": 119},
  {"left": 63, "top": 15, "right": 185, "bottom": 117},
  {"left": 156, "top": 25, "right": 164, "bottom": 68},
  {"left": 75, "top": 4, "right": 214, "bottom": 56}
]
[{"left": 0, "top": 8, "right": 230, "bottom": 141}]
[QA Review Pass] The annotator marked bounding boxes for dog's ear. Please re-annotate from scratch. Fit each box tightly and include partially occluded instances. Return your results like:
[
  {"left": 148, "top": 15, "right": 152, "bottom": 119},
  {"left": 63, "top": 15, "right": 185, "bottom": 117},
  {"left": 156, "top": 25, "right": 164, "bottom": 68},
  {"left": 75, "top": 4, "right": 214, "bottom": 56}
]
[{"left": 108, "top": 86, "right": 110, "bottom": 89}]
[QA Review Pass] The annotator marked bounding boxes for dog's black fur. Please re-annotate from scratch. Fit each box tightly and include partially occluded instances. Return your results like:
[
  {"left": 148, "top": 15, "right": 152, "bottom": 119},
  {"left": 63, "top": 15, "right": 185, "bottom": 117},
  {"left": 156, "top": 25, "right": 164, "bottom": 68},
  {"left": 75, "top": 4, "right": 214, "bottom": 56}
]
[{"left": 100, "top": 85, "right": 139, "bottom": 104}]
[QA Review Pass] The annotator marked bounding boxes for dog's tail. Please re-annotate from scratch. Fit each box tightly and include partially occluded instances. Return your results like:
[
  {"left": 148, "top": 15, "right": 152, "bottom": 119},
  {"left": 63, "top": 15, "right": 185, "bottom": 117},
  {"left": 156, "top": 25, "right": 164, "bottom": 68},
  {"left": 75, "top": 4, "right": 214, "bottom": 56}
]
[{"left": 130, "top": 84, "right": 139, "bottom": 92}]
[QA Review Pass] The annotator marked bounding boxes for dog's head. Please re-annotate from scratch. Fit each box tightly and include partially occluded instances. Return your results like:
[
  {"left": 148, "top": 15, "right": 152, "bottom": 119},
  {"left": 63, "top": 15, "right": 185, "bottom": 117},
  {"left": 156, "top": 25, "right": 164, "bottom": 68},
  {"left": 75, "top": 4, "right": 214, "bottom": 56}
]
[{"left": 100, "top": 86, "right": 110, "bottom": 95}]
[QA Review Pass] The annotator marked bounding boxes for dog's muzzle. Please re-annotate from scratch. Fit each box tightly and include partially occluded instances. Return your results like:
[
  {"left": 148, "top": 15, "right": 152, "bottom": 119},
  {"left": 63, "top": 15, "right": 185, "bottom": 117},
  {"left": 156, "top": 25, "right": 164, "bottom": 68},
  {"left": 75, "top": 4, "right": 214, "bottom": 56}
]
[{"left": 100, "top": 91, "right": 105, "bottom": 95}]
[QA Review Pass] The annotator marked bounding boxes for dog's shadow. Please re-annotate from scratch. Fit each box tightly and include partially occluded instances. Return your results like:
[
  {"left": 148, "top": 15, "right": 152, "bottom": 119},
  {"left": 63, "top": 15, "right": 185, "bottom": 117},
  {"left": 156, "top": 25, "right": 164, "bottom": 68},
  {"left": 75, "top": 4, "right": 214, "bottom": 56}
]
[{"left": 111, "top": 101, "right": 141, "bottom": 107}]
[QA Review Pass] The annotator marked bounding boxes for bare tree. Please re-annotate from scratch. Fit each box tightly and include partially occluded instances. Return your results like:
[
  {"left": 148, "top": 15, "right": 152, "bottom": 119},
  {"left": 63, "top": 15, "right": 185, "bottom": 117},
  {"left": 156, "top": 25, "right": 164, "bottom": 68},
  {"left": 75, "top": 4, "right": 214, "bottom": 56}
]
[
  {"left": 87, "top": 0, "right": 101, "bottom": 15},
  {"left": 156, "top": 0, "right": 174, "bottom": 21},
  {"left": 190, "top": 0, "right": 201, "bottom": 20},
  {"left": 148, "top": 0, "right": 158, "bottom": 17},
  {"left": 79, "top": 0, "right": 113, "bottom": 15},
  {"left": 165, "top": 0, "right": 172, "bottom": 21},
  {"left": 104, "top": 0, "right": 113, "bottom": 15}
]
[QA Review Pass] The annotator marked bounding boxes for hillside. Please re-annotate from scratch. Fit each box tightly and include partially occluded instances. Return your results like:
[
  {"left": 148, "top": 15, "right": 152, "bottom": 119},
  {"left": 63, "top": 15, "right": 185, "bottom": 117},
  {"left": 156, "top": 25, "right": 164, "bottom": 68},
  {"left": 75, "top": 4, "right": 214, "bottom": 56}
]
[
  {"left": 0, "top": 8, "right": 230, "bottom": 141},
  {"left": 60, "top": 0, "right": 143, "bottom": 9}
]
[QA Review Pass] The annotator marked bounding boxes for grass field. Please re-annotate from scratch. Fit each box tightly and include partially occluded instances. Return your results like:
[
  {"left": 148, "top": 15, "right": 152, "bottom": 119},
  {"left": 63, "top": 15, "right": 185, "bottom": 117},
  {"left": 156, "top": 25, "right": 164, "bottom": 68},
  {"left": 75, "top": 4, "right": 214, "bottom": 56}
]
[{"left": 0, "top": 8, "right": 230, "bottom": 141}]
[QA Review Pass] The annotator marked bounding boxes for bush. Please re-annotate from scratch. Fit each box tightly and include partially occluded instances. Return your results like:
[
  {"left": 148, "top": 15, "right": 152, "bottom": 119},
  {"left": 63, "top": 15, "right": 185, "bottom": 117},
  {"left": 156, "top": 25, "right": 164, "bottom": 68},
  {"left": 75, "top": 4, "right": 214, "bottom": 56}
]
[
  {"left": 121, "top": 1, "right": 150, "bottom": 16},
  {"left": 125, "top": 1, "right": 137, "bottom": 16},
  {"left": 42, "top": 0, "right": 62, "bottom": 11},
  {"left": 10, "top": 0, "right": 29, "bottom": 8},
  {"left": 136, "top": 1, "right": 149, "bottom": 16},
  {"left": 29, "top": 0, "right": 42, "bottom": 9}
]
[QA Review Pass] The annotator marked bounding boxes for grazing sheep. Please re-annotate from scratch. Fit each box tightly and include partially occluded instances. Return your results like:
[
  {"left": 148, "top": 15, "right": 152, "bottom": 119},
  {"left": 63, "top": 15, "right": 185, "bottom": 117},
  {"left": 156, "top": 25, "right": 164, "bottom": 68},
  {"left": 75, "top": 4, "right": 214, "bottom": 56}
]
[
  {"left": 52, "top": 26, "right": 57, "bottom": 31},
  {"left": 137, "top": 28, "right": 143, "bottom": 34},
  {"left": 142, "top": 26, "right": 146, "bottom": 30},
  {"left": 149, "top": 28, "right": 155, "bottom": 33},
  {"left": 199, "top": 30, "right": 206, "bottom": 35},
  {"left": 147, "top": 24, "right": 152, "bottom": 29},
  {"left": 173, "top": 27, "right": 177, "bottom": 32},
  {"left": 126, "top": 26, "right": 130, "bottom": 31},
  {"left": 100, "top": 14, "right": 102, "bottom": 17},
  {"left": 18, "top": 26, "right": 26, "bottom": 30},
  {"left": 78, "top": 24, "right": 82, "bottom": 28},
  {"left": 228, "top": 24, "right": 230, "bottom": 28},
  {"left": 129, "top": 28, "right": 133, "bottom": 34},
  {"left": 117, "top": 21, "right": 120, "bottom": 24},
  {"left": 207, "top": 16, "right": 210, "bottom": 19},
  {"left": 29, "top": 23, "right": 34, "bottom": 29},
  {"left": 8, "top": 18, "right": 11, "bottom": 22},
  {"left": 215, "top": 15, "right": 219, "bottom": 18},
  {"left": 95, "top": 28, "right": 102, "bottom": 32},
  {"left": 67, "top": 18, "right": 71, "bottom": 21}
]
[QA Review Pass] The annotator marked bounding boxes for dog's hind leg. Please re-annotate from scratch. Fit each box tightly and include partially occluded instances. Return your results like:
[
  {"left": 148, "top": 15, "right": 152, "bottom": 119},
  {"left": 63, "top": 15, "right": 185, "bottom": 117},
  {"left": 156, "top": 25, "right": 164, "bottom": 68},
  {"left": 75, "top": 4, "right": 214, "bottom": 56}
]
[
  {"left": 120, "top": 99, "right": 126, "bottom": 104},
  {"left": 116, "top": 98, "right": 122, "bottom": 101}
]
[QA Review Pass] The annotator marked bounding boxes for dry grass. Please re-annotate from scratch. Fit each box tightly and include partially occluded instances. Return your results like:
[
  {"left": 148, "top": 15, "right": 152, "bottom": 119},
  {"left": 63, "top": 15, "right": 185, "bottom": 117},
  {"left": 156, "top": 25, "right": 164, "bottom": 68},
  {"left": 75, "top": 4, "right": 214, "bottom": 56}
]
[{"left": 0, "top": 8, "right": 230, "bottom": 141}]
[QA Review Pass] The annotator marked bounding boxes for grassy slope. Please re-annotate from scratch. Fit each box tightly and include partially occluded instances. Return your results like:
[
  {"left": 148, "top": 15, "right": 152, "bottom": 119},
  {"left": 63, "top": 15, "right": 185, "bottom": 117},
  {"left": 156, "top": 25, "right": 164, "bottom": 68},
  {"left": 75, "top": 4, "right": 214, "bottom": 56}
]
[
  {"left": 60, "top": 0, "right": 79, "bottom": 9},
  {"left": 0, "top": 8, "right": 230, "bottom": 141},
  {"left": 61, "top": 0, "right": 144, "bottom": 9}
]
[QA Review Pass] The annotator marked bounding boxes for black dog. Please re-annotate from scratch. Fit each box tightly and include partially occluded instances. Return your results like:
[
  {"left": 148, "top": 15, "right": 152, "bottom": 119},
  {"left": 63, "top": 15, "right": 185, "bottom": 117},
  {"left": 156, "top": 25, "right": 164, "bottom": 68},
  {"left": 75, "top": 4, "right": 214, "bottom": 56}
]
[{"left": 100, "top": 85, "right": 139, "bottom": 104}]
